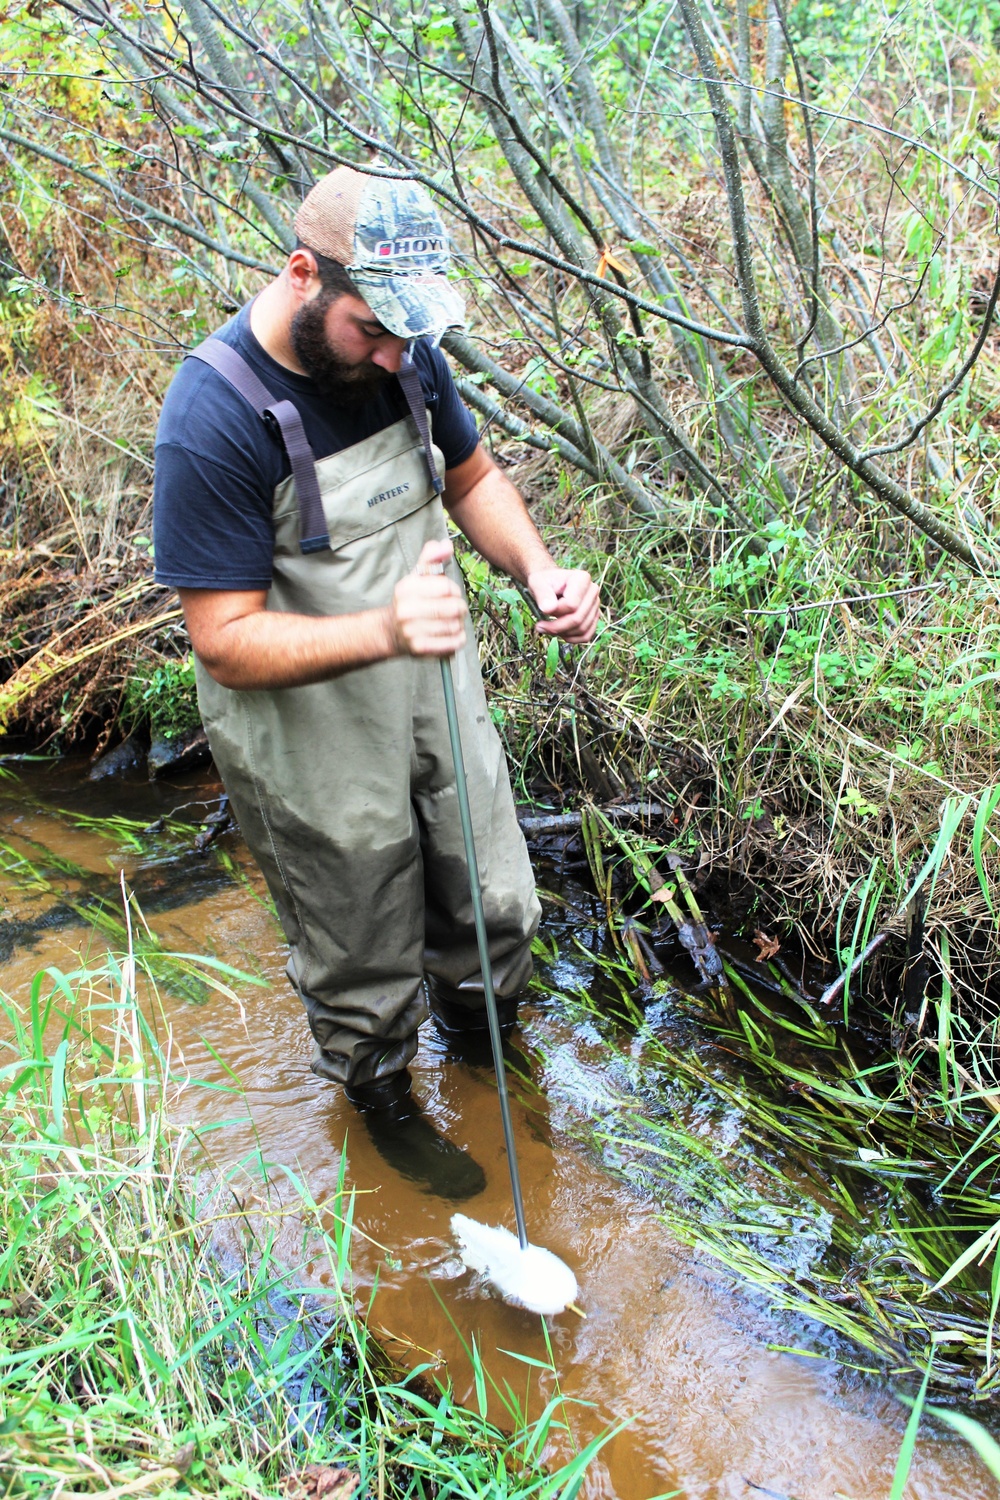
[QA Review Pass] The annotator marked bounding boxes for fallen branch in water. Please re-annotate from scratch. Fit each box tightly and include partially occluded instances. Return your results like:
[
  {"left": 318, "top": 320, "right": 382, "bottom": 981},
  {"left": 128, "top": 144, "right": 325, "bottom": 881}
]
[
  {"left": 819, "top": 932, "right": 889, "bottom": 1007},
  {"left": 517, "top": 803, "right": 665, "bottom": 836}
]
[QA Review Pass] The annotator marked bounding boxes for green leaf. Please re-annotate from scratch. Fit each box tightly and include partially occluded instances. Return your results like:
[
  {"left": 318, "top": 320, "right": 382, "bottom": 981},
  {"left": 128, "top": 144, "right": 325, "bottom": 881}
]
[
  {"left": 890, "top": 1351, "right": 934, "bottom": 1500},
  {"left": 49, "top": 1039, "right": 68, "bottom": 1140},
  {"left": 903, "top": 211, "right": 932, "bottom": 260},
  {"left": 924, "top": 1404, "right": 1000, "bottom": 1480},
  {"left": 929, "top": 1217, "right": 1000, "bottom": 1294},
  {"left": 894, "top": 794, "right": 972, "bottom": 917},
  {"left": 972, "top": 784, "right": 1000, "bottom": 922},
  {"left": 545, "top": 637, "right": 560, "bottom": 679}
]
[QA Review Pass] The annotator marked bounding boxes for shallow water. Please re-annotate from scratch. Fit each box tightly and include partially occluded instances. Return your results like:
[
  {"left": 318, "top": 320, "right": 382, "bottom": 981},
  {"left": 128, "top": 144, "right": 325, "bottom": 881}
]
[{"left": 0, "top": 758, "right": 995, "bottom": 1500}]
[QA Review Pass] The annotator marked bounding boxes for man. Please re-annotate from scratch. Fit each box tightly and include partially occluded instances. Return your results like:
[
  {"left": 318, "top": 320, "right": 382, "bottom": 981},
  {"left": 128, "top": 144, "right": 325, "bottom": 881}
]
[{"left": 153, "top": 167, "right": 599, "bottom": 1192}]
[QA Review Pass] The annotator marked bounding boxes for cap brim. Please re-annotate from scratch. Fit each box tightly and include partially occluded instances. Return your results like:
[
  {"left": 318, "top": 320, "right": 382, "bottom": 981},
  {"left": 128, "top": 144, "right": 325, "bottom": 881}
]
[{"left": 350, "top": 272, "right": 466, "bottom": 340}]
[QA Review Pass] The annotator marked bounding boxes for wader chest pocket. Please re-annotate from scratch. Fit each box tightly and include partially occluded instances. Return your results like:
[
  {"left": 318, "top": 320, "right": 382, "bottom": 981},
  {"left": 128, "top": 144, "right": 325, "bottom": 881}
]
[{"left": 272, "top": 416, "right": 445, "bottom": 557}]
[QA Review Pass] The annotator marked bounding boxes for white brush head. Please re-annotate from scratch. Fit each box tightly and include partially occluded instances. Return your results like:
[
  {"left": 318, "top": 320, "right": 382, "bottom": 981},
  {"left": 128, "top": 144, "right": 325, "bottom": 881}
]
[{"left": 452, "top": 1213, "right": 578, "bottom": 1316}]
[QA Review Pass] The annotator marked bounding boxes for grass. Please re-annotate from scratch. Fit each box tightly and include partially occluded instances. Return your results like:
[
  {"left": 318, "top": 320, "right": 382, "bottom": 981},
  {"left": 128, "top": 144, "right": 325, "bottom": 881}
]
[
  {"left": 529, "top": 821, "right": 1000, "bottom": 1405},
  {"left": 0, "top": 824, "right": 233, "bottom": 1007},
  {"left": 2, "top": 808, "right": 1000, "bottom": 1492},
  {"left": 2, "top": 0, "right": 1000, "bottom": 1044},
  {"left": 466, "top": 500, "right": 1000, "bottom": 1026},
  {"left": 7, "top": 0, "right": 1000, "bottom": 1476},
  {"left": 0, "top": 941, "right": 615, "bottom": 1498}
]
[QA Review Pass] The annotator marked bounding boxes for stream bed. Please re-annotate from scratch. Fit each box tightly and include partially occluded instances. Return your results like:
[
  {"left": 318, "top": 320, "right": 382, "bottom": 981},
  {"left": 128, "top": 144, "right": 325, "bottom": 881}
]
[{"left": 0, "top": 757, "right": 994, "bottom": 1500}]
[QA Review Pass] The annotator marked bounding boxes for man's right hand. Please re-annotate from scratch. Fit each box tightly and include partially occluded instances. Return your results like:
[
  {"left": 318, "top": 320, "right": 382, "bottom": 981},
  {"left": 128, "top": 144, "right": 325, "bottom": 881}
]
[
  {"left": 180, "top": 537, "right": 467, "bottom": 690},
  {"left": 389, "top": 538, "right": 467, "bottom": 657}
]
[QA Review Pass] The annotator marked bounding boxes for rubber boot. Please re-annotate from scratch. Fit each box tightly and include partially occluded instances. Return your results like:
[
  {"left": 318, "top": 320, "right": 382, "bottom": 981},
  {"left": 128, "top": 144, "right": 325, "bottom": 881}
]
[
  {"left": 344, "top": 1070, "right": 486, "bottom": 1201},
  {"left": 344, "top": 1069, "right": 414, "bottom": 1118},
  {"left": 427, "top": 980, "right": 529, "bottom": 1072},
  {"left": 428, "top": 988, "right": 520, "bottom": 1038}
]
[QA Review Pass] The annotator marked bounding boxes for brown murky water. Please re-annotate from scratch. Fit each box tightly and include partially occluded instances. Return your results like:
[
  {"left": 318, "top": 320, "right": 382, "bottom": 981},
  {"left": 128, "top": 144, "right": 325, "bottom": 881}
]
[{"left": 1, "top": 758, "right": 996, "bottom": 1500}]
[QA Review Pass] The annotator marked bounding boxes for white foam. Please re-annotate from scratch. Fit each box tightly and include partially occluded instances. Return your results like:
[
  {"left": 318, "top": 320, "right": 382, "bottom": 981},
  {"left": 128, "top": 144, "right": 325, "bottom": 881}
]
[{"left": 451, "top": 1213, "right": 579, "bottom": 1316}]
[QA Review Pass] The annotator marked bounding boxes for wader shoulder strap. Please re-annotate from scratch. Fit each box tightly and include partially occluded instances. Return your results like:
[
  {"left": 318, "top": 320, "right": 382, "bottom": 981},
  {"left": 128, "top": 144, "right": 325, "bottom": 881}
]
[
  {"left": 186, "top": 339, "right": 331, "bottom": 555},
  {"left": 397, "top": 349, "right": 445, "bottom": 496}
]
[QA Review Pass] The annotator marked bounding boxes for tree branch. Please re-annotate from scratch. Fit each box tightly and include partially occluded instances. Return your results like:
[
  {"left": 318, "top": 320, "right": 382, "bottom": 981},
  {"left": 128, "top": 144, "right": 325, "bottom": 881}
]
[
  {"left": 860, "top": 250, "right": 1000, "bottom": 464},
  {"left": 676, "top": 0, "right": 991, "bottom": 571}
]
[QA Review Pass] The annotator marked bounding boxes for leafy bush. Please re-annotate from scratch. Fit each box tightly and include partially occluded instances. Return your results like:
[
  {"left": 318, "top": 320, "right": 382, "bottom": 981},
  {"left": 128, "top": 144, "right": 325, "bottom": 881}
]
[{"left": 123, "top": 652, "right": 201, "bottom": 741}]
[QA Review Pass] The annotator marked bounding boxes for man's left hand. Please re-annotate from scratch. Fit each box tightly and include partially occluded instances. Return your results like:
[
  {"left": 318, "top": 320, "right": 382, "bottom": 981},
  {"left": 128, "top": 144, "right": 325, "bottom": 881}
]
[{"left": 525, "top": 567, "right": 600, "bottom": 644}]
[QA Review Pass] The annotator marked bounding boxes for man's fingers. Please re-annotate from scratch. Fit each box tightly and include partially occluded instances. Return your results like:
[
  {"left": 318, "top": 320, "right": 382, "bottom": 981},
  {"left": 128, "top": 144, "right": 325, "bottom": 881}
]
[
  {"left": 391, "top": 567, "right": 467, "bottom": 656},
  {"left": 532, "top": 573, "right": 600, "bottom": 643},
  {"left": 536, "top": 609, "right": 599, "bottom": 643},
  {"left": 530, "top": 581, "right": 561, "bottom": 616},
  {"left": 527, "top": 567, "right": 598, "bottom": 622},
  {"left": 415, "top": 537, "right": 454, "bottom": 573}
]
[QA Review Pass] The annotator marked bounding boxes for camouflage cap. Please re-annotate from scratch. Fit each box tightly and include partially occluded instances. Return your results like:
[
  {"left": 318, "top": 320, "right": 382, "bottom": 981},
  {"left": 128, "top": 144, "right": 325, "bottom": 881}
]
[{"left": 293, "top": 167, "right": 466, "bottom": 340}]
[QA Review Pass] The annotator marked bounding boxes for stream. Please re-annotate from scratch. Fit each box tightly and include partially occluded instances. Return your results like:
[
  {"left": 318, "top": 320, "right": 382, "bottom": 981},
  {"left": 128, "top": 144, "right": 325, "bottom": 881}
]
[{"left": 0, "top": 757, "right": 994, "bottom": 1500}]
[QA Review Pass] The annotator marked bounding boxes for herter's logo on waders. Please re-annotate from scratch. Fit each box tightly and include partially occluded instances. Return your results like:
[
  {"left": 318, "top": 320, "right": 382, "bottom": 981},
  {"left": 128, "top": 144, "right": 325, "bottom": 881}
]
[{"left": 367, "top": 481, "right": 411, "bottom": 510}]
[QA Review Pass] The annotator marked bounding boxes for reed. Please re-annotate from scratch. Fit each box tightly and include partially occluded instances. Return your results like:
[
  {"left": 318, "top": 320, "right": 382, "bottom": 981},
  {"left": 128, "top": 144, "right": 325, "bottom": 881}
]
[{"left": 530, "top": 837, "right": 1000, "bottom": 1402}]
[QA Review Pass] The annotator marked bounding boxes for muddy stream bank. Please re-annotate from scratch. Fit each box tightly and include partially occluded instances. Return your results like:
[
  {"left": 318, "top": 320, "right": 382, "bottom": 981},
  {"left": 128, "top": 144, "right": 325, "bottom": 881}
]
[{"left": 0, "top": 758, "right": 994, "bottom": 1500}]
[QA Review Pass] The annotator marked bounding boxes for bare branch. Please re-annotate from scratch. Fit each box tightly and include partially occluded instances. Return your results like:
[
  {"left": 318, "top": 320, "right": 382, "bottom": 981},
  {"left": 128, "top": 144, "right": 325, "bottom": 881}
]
[
  {"left": 0, "top": 123, "right": 276, "bottom": 273},
  {"left": 676, "top": 0, "right": 991, "bottom": 570},
  {"left": 861, "top": 251, "right": 1000, "bottom": 463}
]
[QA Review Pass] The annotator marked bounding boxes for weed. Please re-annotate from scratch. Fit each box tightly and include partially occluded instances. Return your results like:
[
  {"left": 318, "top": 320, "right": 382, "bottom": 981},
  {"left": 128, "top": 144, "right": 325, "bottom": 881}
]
[{"left": 530, "top": 839, "right": 1000, "bottom": 1400}]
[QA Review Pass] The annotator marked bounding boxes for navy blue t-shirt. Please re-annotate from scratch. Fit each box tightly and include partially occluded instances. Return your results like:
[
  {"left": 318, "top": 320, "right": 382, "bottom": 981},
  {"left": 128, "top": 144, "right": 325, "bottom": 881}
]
[{"left": 153, "top": 304, "right": 479, "bottom": 590}]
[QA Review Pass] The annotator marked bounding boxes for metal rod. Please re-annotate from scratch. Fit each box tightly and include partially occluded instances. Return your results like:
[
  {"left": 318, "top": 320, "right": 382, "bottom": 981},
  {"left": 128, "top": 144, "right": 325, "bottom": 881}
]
[{"left": 439, "top": 656, "right": 529, "bottom": 1250}]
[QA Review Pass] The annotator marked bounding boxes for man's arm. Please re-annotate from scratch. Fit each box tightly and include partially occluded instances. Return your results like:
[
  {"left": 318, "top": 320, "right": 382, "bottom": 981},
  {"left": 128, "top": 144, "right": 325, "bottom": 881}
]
[
  {"left": 180, "top": 445, "right": 598, "bottom": 691},
  {"left": 443, "top": 444, "right": 600, "bottom": 644},
  {"left": 180, "top": 538, "right": 465, "bottom": 691}
]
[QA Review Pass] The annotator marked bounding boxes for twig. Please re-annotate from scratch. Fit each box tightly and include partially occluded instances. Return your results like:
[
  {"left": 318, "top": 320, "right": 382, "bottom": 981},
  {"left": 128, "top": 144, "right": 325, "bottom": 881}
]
[
  {"left": 743, "top": 582, "right": 948, "bottom": 615},
  {"left": 676, "top": 0, "right": 991, "bottom": 571},
  {"left": 860, "top": 249, "right": 1000, "bottom": 463},
  {"left": 818, "top": 932, "right": 889, "bottom": 1007}
]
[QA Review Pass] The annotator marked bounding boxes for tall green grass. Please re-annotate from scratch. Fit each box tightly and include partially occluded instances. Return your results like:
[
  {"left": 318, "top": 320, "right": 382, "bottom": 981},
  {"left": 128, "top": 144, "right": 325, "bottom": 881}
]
[
  {"left": 531, "top": 841, "right": 1000, "bottom": 1403},
  {"left": 473, "top": 505, "right": 1000, "bottom": 937},
  {"left": 466, "top": 479, "right": 1000, "bottom": 1067},
  {"left": 0, "top": 946, "right": 613, "bottom": 1498}
]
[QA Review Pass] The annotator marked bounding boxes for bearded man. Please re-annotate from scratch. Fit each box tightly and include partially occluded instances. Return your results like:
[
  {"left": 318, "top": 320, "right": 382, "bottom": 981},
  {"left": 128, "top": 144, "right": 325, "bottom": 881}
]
[{"left": 153, "top": 167, "right": 599, "bottom": 1194}]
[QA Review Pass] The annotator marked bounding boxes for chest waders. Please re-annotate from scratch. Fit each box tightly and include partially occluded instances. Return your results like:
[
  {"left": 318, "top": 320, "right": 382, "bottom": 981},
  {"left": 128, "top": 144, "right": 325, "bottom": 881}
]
[{"left": 184, "top": 340, "right": 540, "bottom": 1089}]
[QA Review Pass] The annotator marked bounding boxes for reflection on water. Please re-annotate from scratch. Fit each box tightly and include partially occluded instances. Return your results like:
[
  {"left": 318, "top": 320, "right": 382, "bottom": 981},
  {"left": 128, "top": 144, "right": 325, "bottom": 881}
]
[{"left": 0, "top": 759, "right": 994, "bottom": 1500}]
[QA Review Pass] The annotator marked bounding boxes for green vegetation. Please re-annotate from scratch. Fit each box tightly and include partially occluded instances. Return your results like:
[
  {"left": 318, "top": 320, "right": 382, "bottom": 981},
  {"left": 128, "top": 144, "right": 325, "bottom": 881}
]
[
  {"left": 123, "top": 652, "right": 201, "bottom": 743},
  {"left": 530, "top": 815, "right": 1000, "bottom": 1402},
  {"left": 469, "top": 501, "right": 1000, "bottom": 1005},
  {"left": 2, "top": 0, "right": 1000, "bottom": 999},
  {"left": 7, "top": 0, "right": 1000, "bottom": 1470},
  {"left": 0, "top": 952, "right": 615, "bottom": 1497},
  {"left": 0, "top": 822, "right": 228, "bottom": 1005}
]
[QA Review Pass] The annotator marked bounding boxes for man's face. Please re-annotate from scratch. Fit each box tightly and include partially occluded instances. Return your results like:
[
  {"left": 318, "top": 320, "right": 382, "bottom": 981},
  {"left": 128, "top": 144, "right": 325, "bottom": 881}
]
[{"left": 290, "top": 290, "right": 407, "bottom": 404}]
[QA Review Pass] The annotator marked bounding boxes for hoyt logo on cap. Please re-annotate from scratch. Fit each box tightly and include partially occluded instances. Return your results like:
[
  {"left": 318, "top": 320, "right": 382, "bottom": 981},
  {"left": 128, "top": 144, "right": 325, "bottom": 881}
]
[{"left": 374, "top": 237, "right": 447, "bottom": 260}]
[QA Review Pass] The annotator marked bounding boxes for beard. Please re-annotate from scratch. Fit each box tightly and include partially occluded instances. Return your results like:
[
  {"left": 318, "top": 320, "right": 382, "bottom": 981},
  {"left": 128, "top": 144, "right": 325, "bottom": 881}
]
[{"left": 290, "top": 293, "right": 394, "bottom": 406}]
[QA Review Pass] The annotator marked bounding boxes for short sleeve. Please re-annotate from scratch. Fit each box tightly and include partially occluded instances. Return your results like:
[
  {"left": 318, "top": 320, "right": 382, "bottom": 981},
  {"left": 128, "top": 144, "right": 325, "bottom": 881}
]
[
  {"left": 415, "top": 343, "right": 480, "bottom": 470},
  {"left": 153, "top": 443, "right": 275, "bottom": 590}
]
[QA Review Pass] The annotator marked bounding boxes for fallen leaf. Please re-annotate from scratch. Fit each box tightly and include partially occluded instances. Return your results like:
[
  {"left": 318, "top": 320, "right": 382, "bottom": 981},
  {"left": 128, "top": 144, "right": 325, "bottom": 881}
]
[
  {"left": 168, "top": 1443, "right": 196, "bottom": 1475},
  {"left": 282, "top": 1466, "right": 360, "bottom": 1500},
  {"left": 596, "top": 245, "right": 631, "bottom": 279},
  {"left": 752, "top": 929, "right": 781, "bottom": 961}
]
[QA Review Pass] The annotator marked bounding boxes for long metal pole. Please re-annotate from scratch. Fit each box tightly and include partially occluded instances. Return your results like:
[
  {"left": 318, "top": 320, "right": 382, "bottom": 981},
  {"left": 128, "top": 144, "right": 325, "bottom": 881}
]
[{"left": 439, "top": 656, "right": 529, "bottom": 1250}]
